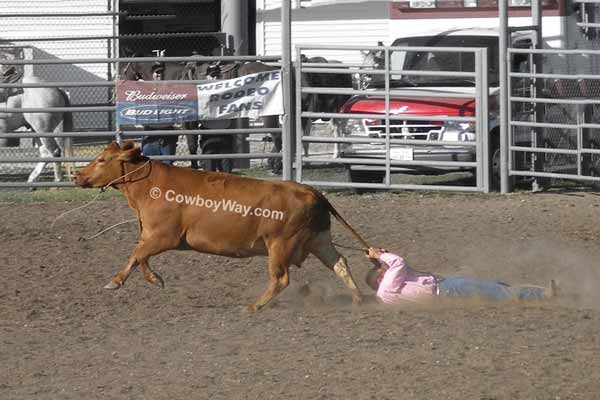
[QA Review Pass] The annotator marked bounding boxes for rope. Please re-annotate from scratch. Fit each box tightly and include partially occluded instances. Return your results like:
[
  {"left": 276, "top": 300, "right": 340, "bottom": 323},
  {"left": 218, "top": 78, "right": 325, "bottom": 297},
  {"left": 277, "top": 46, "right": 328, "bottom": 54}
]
[
  {"left": 50, "top": 190, "right": 104, "bottom": 231},
  {"left": 332, "top": 241, "right": 366, "bottom": 252},
  {"left": 51, "top": 160, "right": 150, "bottom": 234},
  {"left": 79, "top": 218, "right": 137, "bottom": 241},
  {"left": 100, "top": 159, "right": 150, "bottom": 192}
]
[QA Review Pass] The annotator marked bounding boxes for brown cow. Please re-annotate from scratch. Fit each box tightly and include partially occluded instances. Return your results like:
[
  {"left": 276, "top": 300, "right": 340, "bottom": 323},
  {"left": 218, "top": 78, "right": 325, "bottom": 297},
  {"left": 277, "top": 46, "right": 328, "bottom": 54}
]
[{"left": 74, "top": 141, "right": 366, "bottom": 311}]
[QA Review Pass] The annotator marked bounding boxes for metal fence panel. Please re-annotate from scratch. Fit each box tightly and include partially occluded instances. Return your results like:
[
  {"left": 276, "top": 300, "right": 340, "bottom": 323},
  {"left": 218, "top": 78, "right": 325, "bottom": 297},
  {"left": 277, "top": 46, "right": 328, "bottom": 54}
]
[
  {"left": 507, "top": 48, "right": 600, "bottom": 185},
  {"left": 294, "top": 44, "right": 489, "bottom": 192}
]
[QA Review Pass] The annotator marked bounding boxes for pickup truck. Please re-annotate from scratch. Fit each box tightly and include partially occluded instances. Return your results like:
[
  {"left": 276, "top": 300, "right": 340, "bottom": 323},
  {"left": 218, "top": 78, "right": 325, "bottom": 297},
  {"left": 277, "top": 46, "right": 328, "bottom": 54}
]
[{"left": 335, "top": 28, "right": 534, "bottom": 188}]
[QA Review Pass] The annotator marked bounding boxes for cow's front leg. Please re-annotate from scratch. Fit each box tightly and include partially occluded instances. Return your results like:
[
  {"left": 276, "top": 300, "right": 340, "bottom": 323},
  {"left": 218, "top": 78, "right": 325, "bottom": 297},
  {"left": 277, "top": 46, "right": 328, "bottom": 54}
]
[
  {"left": 104, "top": 254, "right": 138, "bottom": 290},
  {"left": 104, "top": 239, "right": 168, "bottom": 290}
]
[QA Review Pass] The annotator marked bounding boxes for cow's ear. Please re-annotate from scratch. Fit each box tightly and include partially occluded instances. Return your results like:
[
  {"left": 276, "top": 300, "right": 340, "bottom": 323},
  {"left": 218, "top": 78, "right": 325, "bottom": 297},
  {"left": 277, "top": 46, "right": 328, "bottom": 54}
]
[
  {"left": 117, "top": 146, "right": 143, "bottom": 162},
  {"left": 107, "top": 141, "right": 121, "bottom": 151},
  {"left": 121, "top": 140, "right": 136, "bottom": 151}
]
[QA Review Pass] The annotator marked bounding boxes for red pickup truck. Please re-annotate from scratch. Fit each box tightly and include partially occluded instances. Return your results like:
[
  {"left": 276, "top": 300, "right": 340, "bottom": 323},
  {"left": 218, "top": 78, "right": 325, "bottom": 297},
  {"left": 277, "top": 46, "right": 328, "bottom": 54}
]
[{"left": 335, "top": 28, "right": 533, "bottom": 187}]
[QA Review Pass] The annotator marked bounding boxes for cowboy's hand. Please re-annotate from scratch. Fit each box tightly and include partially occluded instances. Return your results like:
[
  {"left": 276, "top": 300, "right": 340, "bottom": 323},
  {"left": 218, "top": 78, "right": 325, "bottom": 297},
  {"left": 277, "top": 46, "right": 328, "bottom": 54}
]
[{"left": 367, "top": 247, "right": 383, "bottom": 259}]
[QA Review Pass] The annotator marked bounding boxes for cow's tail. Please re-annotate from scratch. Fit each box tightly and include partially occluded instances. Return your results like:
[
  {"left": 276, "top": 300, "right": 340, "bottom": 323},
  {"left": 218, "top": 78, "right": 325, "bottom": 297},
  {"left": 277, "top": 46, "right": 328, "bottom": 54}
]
[{"left": 316, "top": 191, "right": 371, "bottom": 251}]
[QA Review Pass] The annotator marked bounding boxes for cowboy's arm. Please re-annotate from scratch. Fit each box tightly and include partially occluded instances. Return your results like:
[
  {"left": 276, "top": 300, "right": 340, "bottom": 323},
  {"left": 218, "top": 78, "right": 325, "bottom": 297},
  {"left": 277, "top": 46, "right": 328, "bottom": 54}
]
[{"left": 377, "top": 253, "right": 408, "bottom": 292}]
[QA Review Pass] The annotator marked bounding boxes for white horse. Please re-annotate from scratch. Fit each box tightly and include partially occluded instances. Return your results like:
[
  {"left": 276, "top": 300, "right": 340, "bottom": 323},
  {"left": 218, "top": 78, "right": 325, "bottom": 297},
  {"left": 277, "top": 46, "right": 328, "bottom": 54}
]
[{"left": 0, "top": 75, "right": 73, "bottom": 182}]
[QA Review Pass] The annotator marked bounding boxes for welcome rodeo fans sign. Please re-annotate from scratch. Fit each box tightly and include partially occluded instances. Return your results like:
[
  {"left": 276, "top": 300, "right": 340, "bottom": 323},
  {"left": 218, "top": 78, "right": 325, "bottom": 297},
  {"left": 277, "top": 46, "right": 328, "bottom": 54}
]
[
  {"left": 116, "top": 70, "right": 283, "bottom": 125},
  {"left": 196, "top": 70, "right": 283, "bottom": 119}
]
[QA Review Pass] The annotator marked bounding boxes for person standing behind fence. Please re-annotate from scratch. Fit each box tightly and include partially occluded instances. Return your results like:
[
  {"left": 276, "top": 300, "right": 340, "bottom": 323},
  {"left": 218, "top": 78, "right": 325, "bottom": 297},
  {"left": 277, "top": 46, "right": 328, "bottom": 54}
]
[{"left": 140, "top": 62, "right": 178, "bottom": 164}]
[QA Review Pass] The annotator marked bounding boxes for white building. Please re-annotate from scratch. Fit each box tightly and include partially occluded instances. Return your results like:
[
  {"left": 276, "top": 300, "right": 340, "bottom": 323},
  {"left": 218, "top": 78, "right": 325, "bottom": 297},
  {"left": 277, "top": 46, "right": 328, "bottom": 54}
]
[{"left": 256, "top": 0, "right": 593, "bottom": 64}]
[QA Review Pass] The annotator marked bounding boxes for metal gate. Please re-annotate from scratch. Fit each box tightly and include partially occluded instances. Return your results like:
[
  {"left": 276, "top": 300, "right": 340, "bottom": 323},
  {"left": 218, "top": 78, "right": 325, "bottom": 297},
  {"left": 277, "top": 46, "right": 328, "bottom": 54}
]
[
  {"left": 294, "top": 44, "right": 491, "bottom": 192},
  {"left": 507, "top": 47, "right": 600, "bottom": 188},
  {"left": 499, "top": 0, "right": 600, "bottom": 192}
]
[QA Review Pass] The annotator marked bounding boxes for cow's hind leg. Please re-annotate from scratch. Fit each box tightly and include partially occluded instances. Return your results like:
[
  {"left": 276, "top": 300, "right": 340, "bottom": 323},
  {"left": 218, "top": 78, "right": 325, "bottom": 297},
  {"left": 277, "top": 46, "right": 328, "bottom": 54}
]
[
  {"left": 308, "top": 230, "right": 363, "bottom": 305},
  {"left": 249, "top": 241, "right": 292, "bottom": 312}
]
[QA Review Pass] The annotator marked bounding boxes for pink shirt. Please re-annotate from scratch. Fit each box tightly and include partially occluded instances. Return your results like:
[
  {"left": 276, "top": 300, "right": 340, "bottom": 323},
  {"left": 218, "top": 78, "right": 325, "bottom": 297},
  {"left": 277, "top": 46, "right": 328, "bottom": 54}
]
[{"left": 376, "top": 253, "right": 438, "bottom": 304}]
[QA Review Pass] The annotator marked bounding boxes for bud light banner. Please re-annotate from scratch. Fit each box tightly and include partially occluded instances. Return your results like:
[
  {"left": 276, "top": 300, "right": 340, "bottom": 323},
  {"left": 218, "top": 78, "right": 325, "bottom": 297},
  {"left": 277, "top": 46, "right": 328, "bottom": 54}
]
[
  {"left": 196, "top": 70, "right": 283, "bottom": 120},
  {"left": 116, "top": 80, "right": 199, "bottom": 125}
]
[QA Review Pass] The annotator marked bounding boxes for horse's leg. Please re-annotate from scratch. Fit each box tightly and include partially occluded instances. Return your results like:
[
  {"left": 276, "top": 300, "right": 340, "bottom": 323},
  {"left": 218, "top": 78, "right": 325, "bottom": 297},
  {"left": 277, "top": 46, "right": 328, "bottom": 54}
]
[
  {"left": 23, "top": 93, "right": 66, "bottom": 182},
  {"left": 54, "top": 117, "right": 73, "bottom": 179},
  {"left": 42, "top": 137, "right": 63, "bottom": 182},
  {"left": 62, "top": 136, "right": 73, "bottom": 179},
  {"left": 27, "top": 143, "right": 53, "bottom": 183}
]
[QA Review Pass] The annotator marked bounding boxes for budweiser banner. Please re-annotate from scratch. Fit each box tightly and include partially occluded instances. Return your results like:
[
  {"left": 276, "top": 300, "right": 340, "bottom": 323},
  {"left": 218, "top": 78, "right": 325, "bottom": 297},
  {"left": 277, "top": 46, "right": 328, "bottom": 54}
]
[
  {"left": 116, "top": 80, "right": 199, "bottom": 125},
  {"left": 196, "top": 69, "right": 283, "bottom": 120}
]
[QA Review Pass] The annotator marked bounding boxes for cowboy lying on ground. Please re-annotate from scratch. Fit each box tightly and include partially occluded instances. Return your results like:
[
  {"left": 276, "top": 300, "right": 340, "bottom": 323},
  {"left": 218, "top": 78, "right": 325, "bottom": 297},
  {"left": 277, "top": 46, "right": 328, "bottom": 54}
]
[{"left": 364, "top": 247, "right": 557, "bottom": 305}]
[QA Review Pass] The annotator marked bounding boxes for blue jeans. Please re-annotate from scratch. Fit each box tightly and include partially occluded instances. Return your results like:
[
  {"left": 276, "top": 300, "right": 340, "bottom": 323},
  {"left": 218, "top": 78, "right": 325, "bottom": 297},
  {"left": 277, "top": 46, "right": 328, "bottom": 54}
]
[
  {"left": 141, "top": 136, "right": 178, "bottom": 164},
  {"left": 439, "top": 277, "right": 546, "bottom": 301}
]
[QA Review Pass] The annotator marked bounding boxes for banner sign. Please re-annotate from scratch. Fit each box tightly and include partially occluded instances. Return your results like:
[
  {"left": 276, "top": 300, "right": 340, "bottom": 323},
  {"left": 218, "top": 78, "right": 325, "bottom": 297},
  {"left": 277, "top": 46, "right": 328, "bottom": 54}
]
[
  {"left": 196, "top": 69, "right": 283, "bottom": 120},
  {"left": 116, "top": 80, "right": 199, "bottom": 126}
]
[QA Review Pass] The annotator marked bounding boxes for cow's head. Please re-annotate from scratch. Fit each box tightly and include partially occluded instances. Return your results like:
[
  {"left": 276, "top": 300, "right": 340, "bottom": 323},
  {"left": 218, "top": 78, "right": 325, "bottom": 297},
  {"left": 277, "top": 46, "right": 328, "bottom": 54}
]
[{"left": 74, "top": 141, "right": 144, "bottom": 188}]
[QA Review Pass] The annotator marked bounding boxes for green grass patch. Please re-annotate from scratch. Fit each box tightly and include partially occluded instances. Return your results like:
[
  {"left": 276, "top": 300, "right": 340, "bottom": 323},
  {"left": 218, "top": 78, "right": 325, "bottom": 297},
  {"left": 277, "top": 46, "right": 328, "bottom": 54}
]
[
  {"left": 232, "top": 167, "right": 280, "bottom": 180},
  {"left": 0, "top": 187, "right": 124, "bottom": 204}
]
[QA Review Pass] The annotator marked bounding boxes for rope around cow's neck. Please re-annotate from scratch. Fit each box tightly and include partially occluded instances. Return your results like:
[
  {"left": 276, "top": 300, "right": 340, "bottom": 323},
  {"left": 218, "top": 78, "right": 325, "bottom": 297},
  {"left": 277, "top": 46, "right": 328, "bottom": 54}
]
[
  {"left": 51, "top": 160, "right": 150, "bottom": 235},
  {"left": 100, "top": 159, "right": 151, "bottom": 192}
]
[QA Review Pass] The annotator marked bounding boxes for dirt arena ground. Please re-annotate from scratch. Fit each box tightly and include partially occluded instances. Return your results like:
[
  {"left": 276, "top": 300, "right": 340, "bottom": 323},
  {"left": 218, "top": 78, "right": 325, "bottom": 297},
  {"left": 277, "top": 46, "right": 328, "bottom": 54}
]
[{"left": 2, "top": 189, "right": 600, "bottom": 399}]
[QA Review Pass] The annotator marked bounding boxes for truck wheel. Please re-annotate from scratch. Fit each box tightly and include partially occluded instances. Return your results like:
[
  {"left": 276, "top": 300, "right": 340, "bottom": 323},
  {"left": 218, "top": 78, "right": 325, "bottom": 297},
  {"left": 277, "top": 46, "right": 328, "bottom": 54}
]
[
  {"left": 489, "top": 136, "right": 500, "bottom": 191},
  {"left": 348, "top": 168, "right": 384, "bottom": 193}
]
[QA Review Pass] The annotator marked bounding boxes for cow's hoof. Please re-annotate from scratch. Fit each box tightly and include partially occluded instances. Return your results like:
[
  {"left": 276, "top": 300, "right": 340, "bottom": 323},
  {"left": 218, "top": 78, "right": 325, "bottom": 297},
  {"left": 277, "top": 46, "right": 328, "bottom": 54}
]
[
  {"left": 352, "top": 294, "right": 364, "bottom": 306},
  {"left": 247, "top": 304, "right": 259, "bottom": 313},
  {"left": 152, "top": 272, "right": 165, "bottom": 289},
  {"left": 104, "top": 280, "right": 122, "bottom": 290}
]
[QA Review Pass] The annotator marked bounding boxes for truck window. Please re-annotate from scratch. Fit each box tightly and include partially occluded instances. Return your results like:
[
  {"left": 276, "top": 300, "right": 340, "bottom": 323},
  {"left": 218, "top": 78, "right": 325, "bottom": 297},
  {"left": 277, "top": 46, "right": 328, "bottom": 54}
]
[{"left": 389, "top": 35, "right": 500, "bottom": 86}]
